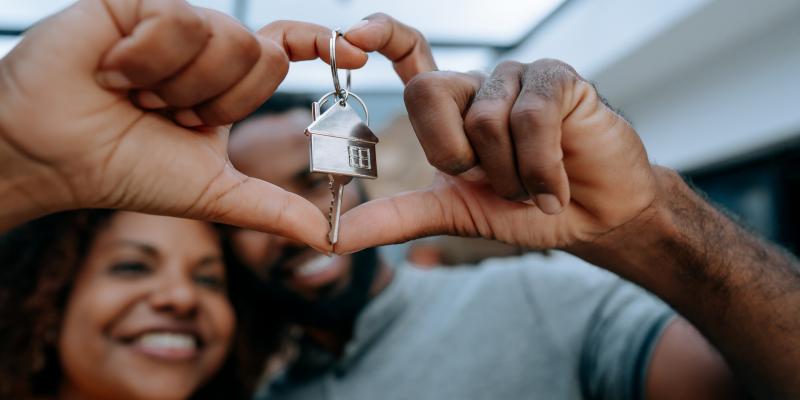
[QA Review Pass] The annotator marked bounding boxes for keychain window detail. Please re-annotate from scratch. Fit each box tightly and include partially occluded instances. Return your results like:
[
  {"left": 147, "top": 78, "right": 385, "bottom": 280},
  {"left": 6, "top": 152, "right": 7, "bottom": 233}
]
[{"left": 348, "top": 146, "right": 371, "bottom": 169}]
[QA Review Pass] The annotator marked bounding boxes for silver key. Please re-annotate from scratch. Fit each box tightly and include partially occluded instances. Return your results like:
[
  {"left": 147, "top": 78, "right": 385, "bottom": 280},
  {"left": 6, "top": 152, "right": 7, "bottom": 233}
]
[
  {"left": 304, "top": 29, "right": 379, "bottom": 245},
  {"left": 327, "top": 173, "right": 351, "bottom": 244},
  {"left": 306, "top": 97, "right": 377, "bottom": 244}
]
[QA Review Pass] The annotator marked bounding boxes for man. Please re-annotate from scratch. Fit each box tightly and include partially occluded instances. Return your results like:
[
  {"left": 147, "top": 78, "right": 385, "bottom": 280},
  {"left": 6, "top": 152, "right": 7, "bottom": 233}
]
[
  {"left": 230, "top": 15, "right": 800, "bottom": 400},
  {"left": 230, "top": 97, "right": 741, "bottom": 400}
]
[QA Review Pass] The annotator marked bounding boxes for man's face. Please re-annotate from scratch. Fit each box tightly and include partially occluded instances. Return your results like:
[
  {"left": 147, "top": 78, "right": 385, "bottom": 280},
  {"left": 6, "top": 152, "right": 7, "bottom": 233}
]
[{"left": 228, "top": 109, "right": 376, "bottom": 327}]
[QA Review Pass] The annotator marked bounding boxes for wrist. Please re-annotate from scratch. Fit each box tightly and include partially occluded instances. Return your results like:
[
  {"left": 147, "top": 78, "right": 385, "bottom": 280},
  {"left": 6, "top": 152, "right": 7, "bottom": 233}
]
[
  {"left": 568, "top": 166, "right": 685, "bottom": 281},
  {"left": 0, "top": 60, "right": 73, "bottom": 231}
]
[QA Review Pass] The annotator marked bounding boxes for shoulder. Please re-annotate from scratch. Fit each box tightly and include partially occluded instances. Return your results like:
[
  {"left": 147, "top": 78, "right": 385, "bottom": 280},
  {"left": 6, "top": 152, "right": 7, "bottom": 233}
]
[
  {"left": 398, "top": 251, "right": 618, "bottom": 314},
  {"left": 412, "top": 251, "right": 619, "bottom": 292}
]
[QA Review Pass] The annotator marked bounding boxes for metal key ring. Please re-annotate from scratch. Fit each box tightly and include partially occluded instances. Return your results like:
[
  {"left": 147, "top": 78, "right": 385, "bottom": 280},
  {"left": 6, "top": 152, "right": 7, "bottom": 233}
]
[
  {"left": 316, "top": 90, "right": 370, "bottom": 126},
  {"left": 329, "top": 28, "right": 351, "bottom": 102}
]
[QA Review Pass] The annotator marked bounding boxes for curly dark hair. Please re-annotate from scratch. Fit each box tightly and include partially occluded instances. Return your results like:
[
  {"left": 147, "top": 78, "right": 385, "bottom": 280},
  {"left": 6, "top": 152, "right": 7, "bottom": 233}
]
[{"left": 0, "top": 210, "right": 285, "bottom": 399}]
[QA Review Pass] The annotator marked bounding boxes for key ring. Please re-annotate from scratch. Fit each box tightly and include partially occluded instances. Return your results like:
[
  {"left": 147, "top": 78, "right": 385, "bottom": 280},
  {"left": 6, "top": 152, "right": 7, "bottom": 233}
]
[
  {"left": 329, "top": 28, "right": 351, "bottom": 103},
  {"left": 315, "top": 90, "right": 369, "bottom": 126}
]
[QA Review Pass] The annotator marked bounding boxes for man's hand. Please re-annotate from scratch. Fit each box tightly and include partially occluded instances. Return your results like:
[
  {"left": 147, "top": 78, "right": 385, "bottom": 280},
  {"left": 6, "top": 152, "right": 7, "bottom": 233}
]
[
  {"left": 337, "top": 59, "right": 656, "bottom": 252},
  {"left": 338, "top": 57, "right": 800, "bottom": 398},
  {"left": 0, "top": 0, "right": 368, "bottom": 251}
]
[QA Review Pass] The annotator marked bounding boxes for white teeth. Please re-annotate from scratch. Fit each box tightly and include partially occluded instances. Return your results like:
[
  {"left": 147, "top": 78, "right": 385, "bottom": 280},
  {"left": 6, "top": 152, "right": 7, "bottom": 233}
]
[
  {"left": 137, "top": 332, "right": 196, "bottom": 351},
  {"left": 297, "top": 254, "right": 335, "bottom": 276}
]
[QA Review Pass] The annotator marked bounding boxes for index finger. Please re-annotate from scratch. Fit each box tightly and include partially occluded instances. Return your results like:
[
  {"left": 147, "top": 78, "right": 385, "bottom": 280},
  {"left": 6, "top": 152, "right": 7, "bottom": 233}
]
[
  {"left": 344, "top": 13, "right": 437, "bottom": 83},
  {"left": 404, "top": 71, "right": 483, "bottom": 175},
  {"left": 257, "top": 20, "right": 368, "bottom": 69}
]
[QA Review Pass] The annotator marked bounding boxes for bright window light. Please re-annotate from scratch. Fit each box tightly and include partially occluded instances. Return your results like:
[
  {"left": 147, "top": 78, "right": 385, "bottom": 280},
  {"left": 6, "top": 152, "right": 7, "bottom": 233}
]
[
  {"left": 0, "top": 0, "right": 233, "bottom": 30},
  {"left": 0, "top": 35, "right": 21, "bottom": 58},
  {"left": 246, "top": 0, "right": 566, "bottom": 47}
]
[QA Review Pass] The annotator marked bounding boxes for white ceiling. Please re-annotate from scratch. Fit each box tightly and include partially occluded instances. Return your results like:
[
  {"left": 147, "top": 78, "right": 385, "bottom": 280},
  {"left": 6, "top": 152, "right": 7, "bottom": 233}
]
[
  {"left": 244, "top": 0, "right": 564, "bottom": 46},
  {"left": 0, "top": 0, "right": 563, "bottom": 91},
  {"left": 0, "top": 0, "right": 564, "bottom": 46}
]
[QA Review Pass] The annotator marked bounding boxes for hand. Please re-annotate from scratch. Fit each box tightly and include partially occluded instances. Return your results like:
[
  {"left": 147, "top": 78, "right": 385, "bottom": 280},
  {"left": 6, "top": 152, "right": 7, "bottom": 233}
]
[
  {"left": 0, "top": 0, "right": 368, "bottom": 251},
  {"left": 336, "top": 59, "right": 657, "bottom": 254}
]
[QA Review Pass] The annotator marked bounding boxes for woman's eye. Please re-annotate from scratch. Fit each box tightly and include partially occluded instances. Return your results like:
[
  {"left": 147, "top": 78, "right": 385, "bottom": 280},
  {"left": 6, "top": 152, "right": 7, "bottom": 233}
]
[
  {"left": 109, "top": 261, "right": 151, "bottom": 276},
  {"left": 194, "top": 274, "right": 226, "bottom": 291}
]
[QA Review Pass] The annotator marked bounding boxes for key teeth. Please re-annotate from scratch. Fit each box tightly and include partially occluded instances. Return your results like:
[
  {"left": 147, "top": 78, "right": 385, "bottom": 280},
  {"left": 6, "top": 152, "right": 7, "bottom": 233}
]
[
  {"left": 328, "top": 174, "right": 338, "bottom": 244},
  {"left": 328, "top": 175, "right": 335, "bottom": 229}
]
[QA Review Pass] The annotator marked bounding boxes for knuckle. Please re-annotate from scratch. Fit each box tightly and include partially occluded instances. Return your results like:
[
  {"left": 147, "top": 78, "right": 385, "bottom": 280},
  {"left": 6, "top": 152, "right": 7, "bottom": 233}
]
[
  {"left": 532, "top": 58, "right": 570, "bottom": 71},
  {"left": 364, "top": 12, "right": 392, "bottom": 23},
  {"left": 232, "top": 30, "right": 261, "bottom": 66},
  {"left": 510, "top": 102, "right": 548, "bottom": 124},
  {"left": 262, "top": 39, "right": 290, "bottom": 76},
  {"left": 464, "top": 107, "right": 505, "bottom": 137},
  {"left": 410, "top": 27, "right": 426, "bottom": 41},
  {"left": 178, "top": 12, "right": 208, "bottom": 36},
  {"left": 530, "top": 58, "right": 580, "bottom": 81},
  {"left": 404, "top": 71, "right": 443, "bottom": 103},
  {"left": 165, "top": 2, "right": 206, "bottom": 31},
  {"left": 519, "top": 58, "right": 582, "bottom": 99},
  {"left": 256, "top": 20, "right": 287, "bottom": 35},
  {"left": 158, "top": 0, "right": 185, "bottom": 14},
  {"left": 495, "top": 60, "right": 524, "bottom": 74},
  {"left": 476, "top": 75, "right": 511, "bottom": 101}
]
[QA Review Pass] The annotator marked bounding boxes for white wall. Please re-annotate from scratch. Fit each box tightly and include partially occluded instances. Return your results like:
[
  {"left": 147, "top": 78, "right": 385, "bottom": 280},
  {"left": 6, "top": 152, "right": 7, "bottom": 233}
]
[
  {"left": 502, "top": 0, "right": 800, "bottom": 171},
  {"left": 615, "top": 3, "right": 800, "bottom": 170}
]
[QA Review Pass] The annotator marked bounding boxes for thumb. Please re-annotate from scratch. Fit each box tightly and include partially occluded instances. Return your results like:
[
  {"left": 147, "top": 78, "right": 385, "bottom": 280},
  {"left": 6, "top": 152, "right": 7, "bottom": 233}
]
[
  {"left": 334, "top": 187, "right": 454, "bottom": 255},
  {"left": 205, "top": 171, "right": 332, "bottom": 254}
]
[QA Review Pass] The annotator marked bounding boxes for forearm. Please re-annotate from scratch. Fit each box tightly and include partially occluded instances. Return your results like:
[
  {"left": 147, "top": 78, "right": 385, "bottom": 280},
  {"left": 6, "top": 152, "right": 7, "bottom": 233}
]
[{"left": 574, "top": 167, "right": 800, "bottom": 399}]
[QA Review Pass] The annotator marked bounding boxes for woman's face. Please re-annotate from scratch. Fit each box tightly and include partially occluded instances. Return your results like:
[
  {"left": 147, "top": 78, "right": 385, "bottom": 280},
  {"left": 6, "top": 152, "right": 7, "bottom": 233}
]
[{"left": 58, "top": 212, "right": 235, "bottom": 400}]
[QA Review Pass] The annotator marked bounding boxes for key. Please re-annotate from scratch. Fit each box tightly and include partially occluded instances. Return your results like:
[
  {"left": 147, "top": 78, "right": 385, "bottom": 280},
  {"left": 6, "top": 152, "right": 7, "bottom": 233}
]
[
  {"left": 306, "top": 96, "right": 376, "bottom": 245},
  {"left": 328, "top": 173, "right": 352, "bottom": 244},
  {"left": 304, "top": 29, "right": 379, "bottom": 245}
]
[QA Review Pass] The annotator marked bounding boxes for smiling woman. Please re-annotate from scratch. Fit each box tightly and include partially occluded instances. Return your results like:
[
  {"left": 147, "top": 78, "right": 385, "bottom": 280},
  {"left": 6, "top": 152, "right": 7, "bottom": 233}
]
[{"left": 0, "top": 210, "right": 284, "bottom": 399}]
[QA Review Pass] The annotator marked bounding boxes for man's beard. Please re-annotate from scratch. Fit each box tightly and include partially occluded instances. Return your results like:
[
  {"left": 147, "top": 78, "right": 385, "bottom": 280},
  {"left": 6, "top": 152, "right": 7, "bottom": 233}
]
[{"left": 260, "top": 246, "right": 379, "bottom": 330}]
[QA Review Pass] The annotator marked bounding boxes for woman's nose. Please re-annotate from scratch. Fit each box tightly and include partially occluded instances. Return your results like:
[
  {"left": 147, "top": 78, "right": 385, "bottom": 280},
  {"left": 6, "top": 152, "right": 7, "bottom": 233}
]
[{"left": 148, "top": 269, "right": 199, "bottom": 317}]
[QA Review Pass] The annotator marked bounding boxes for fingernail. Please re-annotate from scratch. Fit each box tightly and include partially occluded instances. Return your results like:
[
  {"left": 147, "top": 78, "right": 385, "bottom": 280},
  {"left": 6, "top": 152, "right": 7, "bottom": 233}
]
[
  {"left": 175, "top": 109, "right": 203, "bottom": 127},
  {"left": 346, "top": 19, "right": 370, "bottom": 33},
  {"left": 95, "top": 70, "right": 131, "bottom": 89},
  {"left": 535, "top": 193, "right": 562, "bottom": 215},
  {"left": 137, "top": 91, "right": 167, "bottom": 109},
  {"left": 459, "top": 166, "right": 487, "bottom": 182}
]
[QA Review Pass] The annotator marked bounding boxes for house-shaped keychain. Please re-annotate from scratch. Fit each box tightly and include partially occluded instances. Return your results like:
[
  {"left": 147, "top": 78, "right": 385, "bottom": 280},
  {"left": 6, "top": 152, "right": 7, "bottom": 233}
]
[{"left": 305, "top": 98, "right": 379, "bottom": 180}]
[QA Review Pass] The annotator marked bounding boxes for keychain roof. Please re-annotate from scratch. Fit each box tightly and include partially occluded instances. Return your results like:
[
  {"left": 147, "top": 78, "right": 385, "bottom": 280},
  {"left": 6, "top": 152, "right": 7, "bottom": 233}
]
[{"left": 305, "top": 29, "right": 378, "bottom": 144}]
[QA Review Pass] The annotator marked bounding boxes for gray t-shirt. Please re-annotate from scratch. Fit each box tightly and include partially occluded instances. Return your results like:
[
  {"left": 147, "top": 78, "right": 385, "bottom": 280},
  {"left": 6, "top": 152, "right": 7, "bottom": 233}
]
[{"left": 261, "top": 253, "right": 674, "bottom": 400}]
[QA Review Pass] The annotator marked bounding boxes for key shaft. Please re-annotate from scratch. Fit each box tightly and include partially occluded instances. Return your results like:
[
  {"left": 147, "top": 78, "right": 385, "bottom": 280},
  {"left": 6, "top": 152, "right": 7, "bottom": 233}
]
[{"left": 328, "top": 174, "right": 352, "bottom": 244}]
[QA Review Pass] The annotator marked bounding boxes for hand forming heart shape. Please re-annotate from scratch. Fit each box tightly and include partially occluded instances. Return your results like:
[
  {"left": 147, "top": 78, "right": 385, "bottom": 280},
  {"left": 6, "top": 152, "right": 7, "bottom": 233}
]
[{"left": 0, "top": 1, "right": 658, "bottom": 260}]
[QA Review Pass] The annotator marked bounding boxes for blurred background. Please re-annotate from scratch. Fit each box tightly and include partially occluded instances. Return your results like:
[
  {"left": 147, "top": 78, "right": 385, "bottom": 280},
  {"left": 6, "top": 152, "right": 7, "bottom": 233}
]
[{"left": 2, "top": 0, "right": 799, "bottom": 262}]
